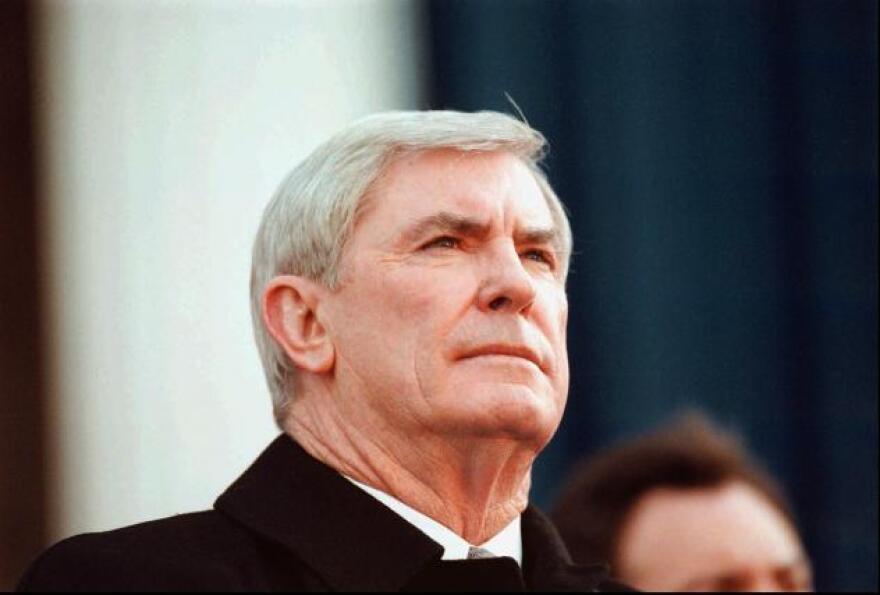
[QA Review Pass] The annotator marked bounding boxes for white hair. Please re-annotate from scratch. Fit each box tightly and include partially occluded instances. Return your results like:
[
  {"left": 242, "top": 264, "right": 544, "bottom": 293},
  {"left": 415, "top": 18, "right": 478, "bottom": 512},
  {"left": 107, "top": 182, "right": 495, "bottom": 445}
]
[{"left": 250, "top": 110, "right": 572, "bottom": 424}]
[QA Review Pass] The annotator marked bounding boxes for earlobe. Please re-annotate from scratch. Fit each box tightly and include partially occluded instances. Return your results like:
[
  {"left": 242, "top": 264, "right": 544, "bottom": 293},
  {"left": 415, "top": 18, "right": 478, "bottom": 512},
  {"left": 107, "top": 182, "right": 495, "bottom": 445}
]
[{"left": 262, "top": 275, "right": 335, "bottom": 374}]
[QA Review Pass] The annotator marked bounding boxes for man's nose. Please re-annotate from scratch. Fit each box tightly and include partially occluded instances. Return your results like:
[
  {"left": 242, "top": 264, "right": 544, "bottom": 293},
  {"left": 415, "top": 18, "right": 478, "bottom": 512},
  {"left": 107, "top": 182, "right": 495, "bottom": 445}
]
[{"left": 476, "top": 245, "right": 537, "bottom": 314}]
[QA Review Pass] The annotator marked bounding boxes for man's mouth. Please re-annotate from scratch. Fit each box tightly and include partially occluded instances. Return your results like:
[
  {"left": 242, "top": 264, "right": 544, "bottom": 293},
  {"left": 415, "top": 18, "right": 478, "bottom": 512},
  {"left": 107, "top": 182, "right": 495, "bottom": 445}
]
[{"left": 460, "top": 344, "right": 545, "bottom": 372}]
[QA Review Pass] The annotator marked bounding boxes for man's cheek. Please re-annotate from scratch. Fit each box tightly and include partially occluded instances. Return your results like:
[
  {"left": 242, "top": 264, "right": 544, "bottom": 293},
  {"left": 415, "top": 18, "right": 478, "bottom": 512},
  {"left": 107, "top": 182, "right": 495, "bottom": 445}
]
[{"left": 389, "top": 275, "right": 443, "bottom": 318}]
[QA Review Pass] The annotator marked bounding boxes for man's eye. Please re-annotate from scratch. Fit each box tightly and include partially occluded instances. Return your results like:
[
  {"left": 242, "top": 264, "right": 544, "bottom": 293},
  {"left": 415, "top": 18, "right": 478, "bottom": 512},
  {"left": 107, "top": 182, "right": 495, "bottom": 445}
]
[
  {"left": 423, "top": 236, "right": 460, "bottom": 250},
  {"left": 523, "top": 249, "right": 554, "bottom": 267}
]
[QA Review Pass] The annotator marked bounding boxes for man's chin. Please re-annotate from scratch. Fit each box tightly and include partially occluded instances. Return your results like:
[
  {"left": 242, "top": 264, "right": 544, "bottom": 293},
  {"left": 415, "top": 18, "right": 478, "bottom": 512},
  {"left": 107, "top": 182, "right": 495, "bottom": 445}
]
[{"left": 443, "top": 382, "right": 563, "bottom": 445}]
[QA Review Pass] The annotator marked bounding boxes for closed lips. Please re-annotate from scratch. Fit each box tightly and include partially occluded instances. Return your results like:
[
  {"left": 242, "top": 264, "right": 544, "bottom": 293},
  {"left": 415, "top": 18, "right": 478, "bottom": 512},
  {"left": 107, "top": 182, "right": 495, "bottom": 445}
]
[{"left": 460, "top": 344, "right": 544, "bottom": 371}]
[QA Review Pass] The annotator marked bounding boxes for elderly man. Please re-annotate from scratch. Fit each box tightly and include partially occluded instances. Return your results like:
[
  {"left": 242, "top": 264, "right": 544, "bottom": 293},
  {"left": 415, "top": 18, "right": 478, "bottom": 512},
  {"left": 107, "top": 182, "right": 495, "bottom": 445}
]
[{"left": 19, "top": 111, "right": 622, "bottom": 591}]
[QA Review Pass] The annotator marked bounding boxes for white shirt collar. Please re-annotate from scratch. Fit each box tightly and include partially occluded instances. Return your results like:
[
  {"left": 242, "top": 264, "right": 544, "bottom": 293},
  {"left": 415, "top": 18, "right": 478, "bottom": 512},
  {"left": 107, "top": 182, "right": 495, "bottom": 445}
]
[{"left": 345, "top": 476, "right": 523, "bottom": 565}]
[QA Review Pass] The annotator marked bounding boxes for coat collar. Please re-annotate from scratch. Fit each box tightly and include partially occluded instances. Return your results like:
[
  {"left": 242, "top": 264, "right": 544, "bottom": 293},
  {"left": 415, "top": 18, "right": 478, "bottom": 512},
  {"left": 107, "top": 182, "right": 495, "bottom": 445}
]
[
  {"left": 520, "top": 505, "right": 613, "bottom": 591},
  {"left": 215, "top": 434, "right": 442, "bottom": 591},
  {"left": 215, "top": 433, "right": 613, "bottom": 592}
]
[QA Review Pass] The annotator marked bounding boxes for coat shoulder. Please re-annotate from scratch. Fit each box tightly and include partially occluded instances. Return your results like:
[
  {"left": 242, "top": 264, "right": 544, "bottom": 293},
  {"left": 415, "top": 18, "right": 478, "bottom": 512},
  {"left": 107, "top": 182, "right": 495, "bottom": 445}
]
[{"left": 17, "top": 510, "right": 272, "bottom": 591}]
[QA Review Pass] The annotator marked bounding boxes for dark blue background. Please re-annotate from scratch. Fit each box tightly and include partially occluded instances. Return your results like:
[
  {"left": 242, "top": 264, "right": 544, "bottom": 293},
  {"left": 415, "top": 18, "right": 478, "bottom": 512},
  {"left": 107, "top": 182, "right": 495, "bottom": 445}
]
[{"left": 427, "top": 0, "right": 877, "bottom": 589}]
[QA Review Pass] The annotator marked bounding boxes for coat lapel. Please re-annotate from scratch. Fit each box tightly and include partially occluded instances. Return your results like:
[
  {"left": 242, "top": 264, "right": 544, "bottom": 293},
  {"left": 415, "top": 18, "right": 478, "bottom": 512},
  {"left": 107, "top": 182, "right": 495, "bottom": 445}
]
[
  {"left": 214, "top": 434, "right": 443, "bottom": 591},
  {"left": 521, "top": 506, "right": 614, "bottom": 591}
]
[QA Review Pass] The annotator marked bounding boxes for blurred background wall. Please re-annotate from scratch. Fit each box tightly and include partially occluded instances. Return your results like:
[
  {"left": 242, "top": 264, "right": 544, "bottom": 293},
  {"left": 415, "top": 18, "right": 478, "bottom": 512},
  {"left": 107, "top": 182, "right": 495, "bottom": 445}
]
[
  {"left": 1, "top": 0, "right": 876, "bottom": 591},
  {"left": 2, "top": 0, "right": 424, "bottom": 588},
  {"left": 1, "top": 0, "right": 46, "bottom": 589},
  {"left": 426, "top": 0, "right": 877, "bottom": 589}
]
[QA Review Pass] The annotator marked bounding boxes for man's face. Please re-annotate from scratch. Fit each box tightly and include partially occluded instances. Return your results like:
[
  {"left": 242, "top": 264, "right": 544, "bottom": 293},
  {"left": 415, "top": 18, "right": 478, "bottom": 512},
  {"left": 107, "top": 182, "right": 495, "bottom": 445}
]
[
  {"left": 321, "top": 149, "right": 569, "bottom": 447},
  {"left": 616, "top": 481, "right": 813, "bottom": 591}
]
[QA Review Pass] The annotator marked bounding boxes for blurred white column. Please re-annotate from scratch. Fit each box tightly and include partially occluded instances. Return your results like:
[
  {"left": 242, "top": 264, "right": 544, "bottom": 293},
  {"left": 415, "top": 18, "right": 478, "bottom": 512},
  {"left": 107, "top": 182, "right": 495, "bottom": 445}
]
[{"left": 35, "top": 0, "right": 424, "bottom": 540}]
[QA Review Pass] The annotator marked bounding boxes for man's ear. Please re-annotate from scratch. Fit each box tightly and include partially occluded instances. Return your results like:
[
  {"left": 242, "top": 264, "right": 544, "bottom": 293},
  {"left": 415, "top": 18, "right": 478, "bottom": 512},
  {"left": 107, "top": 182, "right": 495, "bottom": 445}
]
[{"left": 262, "top": 275, "right": 334, "bottom": 374}]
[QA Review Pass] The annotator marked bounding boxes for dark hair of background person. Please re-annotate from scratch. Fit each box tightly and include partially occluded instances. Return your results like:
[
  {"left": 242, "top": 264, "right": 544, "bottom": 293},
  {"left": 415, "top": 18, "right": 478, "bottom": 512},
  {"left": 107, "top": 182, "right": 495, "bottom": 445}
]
[{"left": 550, "top": 413, "right": 798, "bottom": 568}]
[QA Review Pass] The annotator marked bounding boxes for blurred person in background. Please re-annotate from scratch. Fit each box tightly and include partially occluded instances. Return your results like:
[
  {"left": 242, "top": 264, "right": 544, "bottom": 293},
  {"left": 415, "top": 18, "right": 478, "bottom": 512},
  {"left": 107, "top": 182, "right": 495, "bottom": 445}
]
[
  {"left": 552, "top": 413, "right": 812, "bottom": 591},
  {"left": 17, "top": 110, "right": 627, "bottom": 592}
]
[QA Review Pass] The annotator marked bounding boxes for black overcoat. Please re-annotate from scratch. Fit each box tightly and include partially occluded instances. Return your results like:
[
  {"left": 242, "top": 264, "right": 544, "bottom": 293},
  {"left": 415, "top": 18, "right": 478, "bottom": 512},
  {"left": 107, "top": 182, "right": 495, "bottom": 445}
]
[{"left": 18, "top": 434, "right": 626, "bottom": 591}]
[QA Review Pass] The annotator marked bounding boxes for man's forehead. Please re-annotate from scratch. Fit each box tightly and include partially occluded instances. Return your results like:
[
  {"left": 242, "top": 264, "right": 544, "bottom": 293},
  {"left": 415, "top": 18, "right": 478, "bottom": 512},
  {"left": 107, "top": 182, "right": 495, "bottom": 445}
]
[{"left": 365, "top": 149, "right": 556, "bottom": 229}]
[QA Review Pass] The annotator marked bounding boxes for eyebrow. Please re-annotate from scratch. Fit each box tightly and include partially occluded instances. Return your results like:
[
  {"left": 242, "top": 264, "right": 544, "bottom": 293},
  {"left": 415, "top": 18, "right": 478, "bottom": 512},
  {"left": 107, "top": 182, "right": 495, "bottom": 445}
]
[
  {"left": 399, "top": 212, "right": 491, "bottom": 245},
  {"left": 400, "top": 211, "right": 563, "bottom": 252},
  {"left": 515, "top": 226, "right": 562, "bottom": 251}
]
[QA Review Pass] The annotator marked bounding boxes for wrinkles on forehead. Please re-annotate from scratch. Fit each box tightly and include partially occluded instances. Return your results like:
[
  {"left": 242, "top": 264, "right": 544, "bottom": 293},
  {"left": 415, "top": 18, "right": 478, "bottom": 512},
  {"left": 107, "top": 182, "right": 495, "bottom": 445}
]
[{"left": 353, "top": 148, "right": 530, "bottom": 231}]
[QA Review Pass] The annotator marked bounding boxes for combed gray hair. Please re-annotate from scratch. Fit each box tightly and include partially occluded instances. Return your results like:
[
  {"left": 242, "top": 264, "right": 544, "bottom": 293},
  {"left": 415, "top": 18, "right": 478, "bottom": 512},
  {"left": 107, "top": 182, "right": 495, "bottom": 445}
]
[{"left": 250, "top": 110, "right": 572, "bottom": 424}]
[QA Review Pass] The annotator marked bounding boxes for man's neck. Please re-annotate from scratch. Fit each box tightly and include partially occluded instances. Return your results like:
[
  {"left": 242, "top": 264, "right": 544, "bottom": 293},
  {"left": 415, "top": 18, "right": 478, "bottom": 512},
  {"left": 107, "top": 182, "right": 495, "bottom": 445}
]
[
  {"left": 284, "top": 396, "right": 537, "bottom": 545},
  {"left": 346, "top": 476, "right": 523, "bottom": 562}
]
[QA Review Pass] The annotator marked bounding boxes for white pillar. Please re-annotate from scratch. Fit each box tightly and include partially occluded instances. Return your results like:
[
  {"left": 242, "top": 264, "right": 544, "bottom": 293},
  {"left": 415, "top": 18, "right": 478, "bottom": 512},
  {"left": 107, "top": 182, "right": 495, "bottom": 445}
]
[{"left": 35, "top": 0, "right": 424, "bottom": 540}]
